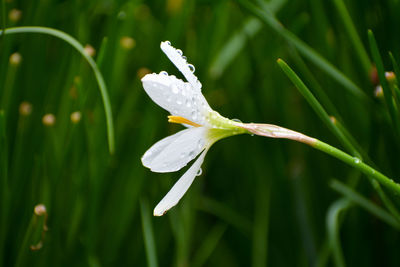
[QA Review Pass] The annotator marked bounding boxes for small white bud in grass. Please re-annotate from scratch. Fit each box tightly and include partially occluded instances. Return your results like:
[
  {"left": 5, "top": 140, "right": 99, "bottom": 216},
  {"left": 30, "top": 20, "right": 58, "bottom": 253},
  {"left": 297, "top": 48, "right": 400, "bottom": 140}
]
[
  {"left": 34, "top": 204, "right": 47, "bottom": 216},
  {"left": 9, "top": 52, "right": 22, "bottom": 66},
  {"left": 8, "top": 9, "right": 22, "bottom": 22},
  {"left": 84, "top": 44, "right": 96, "bottom": 57},
  {"left": 70, "top": 111, "right": 82, "bottom": 124},
  {"left": 374, "top": 85, "right": 383, "bottom": 98},
  {"left": 19, "top": 101, "right": 32, "bottom": 116},
  {"left": 42, "top": 113, "right": 56, "bottom": 126},
  {"left": 137, "top": 67, "right": 151, "bottom": 79},
  {"left": 385, "top": 71, "right": 395, "bottom": 82},
  {"left": 120, "top": 36, "right": 136, "bottom": 50}
]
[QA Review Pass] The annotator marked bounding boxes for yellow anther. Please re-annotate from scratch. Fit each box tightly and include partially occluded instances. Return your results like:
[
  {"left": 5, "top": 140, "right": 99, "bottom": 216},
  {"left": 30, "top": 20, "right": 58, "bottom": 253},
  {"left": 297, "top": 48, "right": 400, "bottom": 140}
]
[{"left": 168, "top": 115, "right": 201, "bottom": 127}]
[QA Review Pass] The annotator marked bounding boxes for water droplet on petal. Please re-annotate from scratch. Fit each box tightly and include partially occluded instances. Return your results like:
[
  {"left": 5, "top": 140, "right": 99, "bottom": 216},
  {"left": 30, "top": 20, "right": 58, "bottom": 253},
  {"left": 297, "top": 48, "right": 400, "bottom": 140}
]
[
  {"left": 197, "top": 139, "right": 204, "bottom": 149},
  {"left": 165, "top": 41, "right": 171, "bottom": 45},
  {"left": 185, "top": 99, "right": 191, "bottom": 108},
  {"left": 176, "top": 99, "right": 182, "bottom": 105},
  {"left": 180, "top": 152, "right": 186, "bottom": 158},
  {"left": 196, "top": 168, "right": 202, "bottom": 176},
  {"left": 176, "top": 49, "right": 183, "bottom": 56},
  {"left": 182, "top": 56, "right": 187, "bottom": 60},
  {"left": 160, "top": 71, "right": 168, "bottom": 76},
  {"left": 191, "top": 110, "right": 198, "bottom": 120},
  {"left": 231, "top": 118, "right": 242, "bottom": 123},
  {"left": 171, "top": 84, "right": 179, "bottom": 94},
  {"left": 188, "top": 64, "right": 195, "bottom": 73}
]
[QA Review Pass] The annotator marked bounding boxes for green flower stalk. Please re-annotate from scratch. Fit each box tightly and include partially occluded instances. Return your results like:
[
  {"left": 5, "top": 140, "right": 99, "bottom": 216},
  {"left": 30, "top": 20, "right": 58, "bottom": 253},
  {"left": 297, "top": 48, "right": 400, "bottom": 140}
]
[{"left": 142, "top": 41, "right": 400, "bottom": 217}]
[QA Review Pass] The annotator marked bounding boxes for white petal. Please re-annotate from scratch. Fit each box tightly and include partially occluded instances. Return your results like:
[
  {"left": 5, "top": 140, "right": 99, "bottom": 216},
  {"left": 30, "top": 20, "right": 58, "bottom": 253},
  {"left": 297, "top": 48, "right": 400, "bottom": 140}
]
[
  {"left": 160, "top": 41, "right": 202, "bottom": 91},
  {"left": 153, "top": 149, "right": 208, "bottom": 216},
  {"left": 141, "top": 130, "right": 186, "bottom": 167},
  {"left": 142, "top": 127, "right": 208, "bottom": 173},
  {"left": 141, "top": 73, "right": 212, "bottom": 126}
]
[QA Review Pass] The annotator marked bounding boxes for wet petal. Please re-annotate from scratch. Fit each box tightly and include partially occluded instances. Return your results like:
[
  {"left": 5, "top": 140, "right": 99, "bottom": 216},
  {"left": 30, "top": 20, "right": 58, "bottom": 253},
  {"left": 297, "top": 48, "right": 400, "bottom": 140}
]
[
  {"left": 142, "top": 127, "right": 208, "bottom": 173},
  {"left": 142, "top": 73, "right": 211, "bottom": 126},
  {"left": 153, "top": 149, "right": 207, "bottom": 216},
  {"left": 141, "top": 130, "right": 186, "bottom": 167},
  {"left": 160, "top": 41, "right": 202, "bottom": 91}
]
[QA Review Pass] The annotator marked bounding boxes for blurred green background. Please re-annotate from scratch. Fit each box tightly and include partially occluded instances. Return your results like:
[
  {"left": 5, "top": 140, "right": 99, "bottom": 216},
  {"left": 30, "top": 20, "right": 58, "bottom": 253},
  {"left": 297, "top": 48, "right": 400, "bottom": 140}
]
[{"left": 1, "top": 0, "right": 400, "bottom": 266}]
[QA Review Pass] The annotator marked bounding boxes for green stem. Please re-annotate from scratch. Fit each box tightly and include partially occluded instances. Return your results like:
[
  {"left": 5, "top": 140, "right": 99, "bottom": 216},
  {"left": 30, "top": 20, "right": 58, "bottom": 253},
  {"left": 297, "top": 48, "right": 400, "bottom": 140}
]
[
  {"left": 236, "top": 0, "right": 368, "bottom": 101},
  {"left": 326, "top": 198, "right": 350, "bottom": 267},
  {"left": 368, "top": 30, "right": 400, "bottom": 136},
  {"left": 330, "top": 180, "right": 400, "bottom": 229},
  {"left": 0, "top": 26, "right": 115, "bottom": 154},
  {"left": 241, "top": 123, "right": 400, "bottom": 196},
  {"left": 332, "top": 0, "right": 371, "bottom": 75},
  {"left": 312, "top": 139, "right": 400, "bottom": 195},
  {"left": 276, "top": 58, "right": 400, "bottom": 219}
]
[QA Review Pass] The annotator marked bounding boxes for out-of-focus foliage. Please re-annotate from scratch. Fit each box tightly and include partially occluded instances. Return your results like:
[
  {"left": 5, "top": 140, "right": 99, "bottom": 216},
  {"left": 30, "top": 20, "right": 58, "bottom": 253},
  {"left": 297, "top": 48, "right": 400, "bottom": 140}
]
[{"left": 1, "top": 0, "right": 400, "bottom": 266}]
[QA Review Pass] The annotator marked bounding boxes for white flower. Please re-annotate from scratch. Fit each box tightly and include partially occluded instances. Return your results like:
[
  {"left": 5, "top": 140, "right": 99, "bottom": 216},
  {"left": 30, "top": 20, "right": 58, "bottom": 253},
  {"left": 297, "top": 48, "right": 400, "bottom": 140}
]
[{"left": 141, "top": 41, "right": 246, "bottom": 216}]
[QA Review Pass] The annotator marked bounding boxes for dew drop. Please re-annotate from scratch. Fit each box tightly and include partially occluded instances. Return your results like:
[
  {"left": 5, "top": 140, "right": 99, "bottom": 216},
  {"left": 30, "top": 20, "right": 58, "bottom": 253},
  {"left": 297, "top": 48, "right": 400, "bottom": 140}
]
[
  {"left": 196, "top": 168, "right": 202, "bottom": 176},
  {"left": 176, "top": 99, "right": 183, "bottom": 105},
  {"left": 353, "top": 157, "right": 361, "bottom": 164},
  {"left": 197, "top": 139, "right": 204, "bottom": 149},
  {"left": 182, "top": 56, "right": 187, "bottom": 60},
  {"left": 188, "top": 64, "right": 195, "bottom": 73},
  {"left": 185, "top": 99, "right": 191, "bottom": 108},
  {"left": 191, "top": 110, "right": 198, "bottom": 120},
  {"left": 166, "top": 96, "right": 172, "bottom": 102},
  {"left": 176, "top": 49, "right": 183, "bottom": 56},
  {"left": 171, "top": 85, "right": 179, "bottom": 94},
  {"left": 231, "top": 118, "right": 242, "bottom": 123},
  {"left": 160, "top": 71, "right": 168, "bottom": 76},
  {"left": 165, "top": 41, "right": 171, "bottom": 45},
  {"left": 180, "top": 152, "right": 186, "bottom": 159}
]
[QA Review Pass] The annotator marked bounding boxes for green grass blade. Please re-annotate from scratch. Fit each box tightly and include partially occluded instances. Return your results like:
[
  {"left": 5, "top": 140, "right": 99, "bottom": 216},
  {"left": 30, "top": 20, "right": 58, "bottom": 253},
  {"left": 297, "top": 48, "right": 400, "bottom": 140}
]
[
  {"left": 209, "top": 18, "right": 262, "bottom": 79},
  {"left": 368, "top": 30, "right": 400, "bottom": 135},
  {"left": 326, "top": 198, "right": 350, "bottom": 267},
  {"left": 236, "top": 0, "right": 368, "bottom": 101},
  {"left": 389, "top": 52, "right": 400, "bottom": 90},
  {"left": 0, "top": 26, "right": 115, "bottom": 154},
  {"left": 332, "top": 0, "right": 371, "bottom": 75},
  {"left": 197, "top": 197, "right": 252, "bottom": 236},
  {"left": 210, "top": 0, "right": 287, "bottom": 79},
  {"left": 192, "top": 223, "right": 227, "bottom": 267},
  {"left": 277, "top": 59, "right": 360, "bottom": 157},
  {"left": 0, "top": 110, "right": 8, "bottom": 265},
  {"left": 330, "top": 179, "right": 400, "bottom": 229},
  {"left": 289, "top": 48, "right": 343, "bottom": 121},
  {"left": 278, "top": 59, "right": 400, "bottom": 218},
  {"left": 140, "top": 199, "right": 159, "bottom": 267}
]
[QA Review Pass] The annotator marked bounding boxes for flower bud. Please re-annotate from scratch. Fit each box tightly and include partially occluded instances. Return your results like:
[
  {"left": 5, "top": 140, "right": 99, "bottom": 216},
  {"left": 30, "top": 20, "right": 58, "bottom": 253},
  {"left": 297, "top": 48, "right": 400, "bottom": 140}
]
[
  {"left": 385, "top": 71, "right": 395, "bottom": 82},
  {"left": 8, "top": 9, "right": 22, "bottom": 23},
  {"left": 84, "top": 44, "right": 96, "bottom": 57},
  {"left": 120, "top": 36, "right": 135, "bottom": 50},
  {"left": 137, "top": 67, "right": 151, "bottom": 79},
  {"left": 374, "top": 85, "right": 383, "bottom": 98},
  {"left": 34, "top": 204, "right": 47, "bottom": 216},
  {"left": 70, "top": 111, "right": 81, "bottom": 124},
  {"left": 42, "top": 113, "right": 56, "bottom": 126},
  {"left": 19, "top": 101, "right": 32, "bottom": 116},
  {"left": 9, "top": 52, "right": 22, "bottom": 66}
]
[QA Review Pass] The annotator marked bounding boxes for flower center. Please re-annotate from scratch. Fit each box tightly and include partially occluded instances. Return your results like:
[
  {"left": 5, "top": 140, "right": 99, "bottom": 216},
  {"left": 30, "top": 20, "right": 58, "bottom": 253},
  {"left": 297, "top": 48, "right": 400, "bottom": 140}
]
[{"left": 168, "top": 115, "right": 201, "bottom": 127}]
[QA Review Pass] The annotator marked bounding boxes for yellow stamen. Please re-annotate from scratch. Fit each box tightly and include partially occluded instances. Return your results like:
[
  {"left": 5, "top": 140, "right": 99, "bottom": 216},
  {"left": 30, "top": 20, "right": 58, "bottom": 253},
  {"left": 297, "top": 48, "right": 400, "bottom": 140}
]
[{"left": 168, "top": 115, "right": 201, "bottom": 127}]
